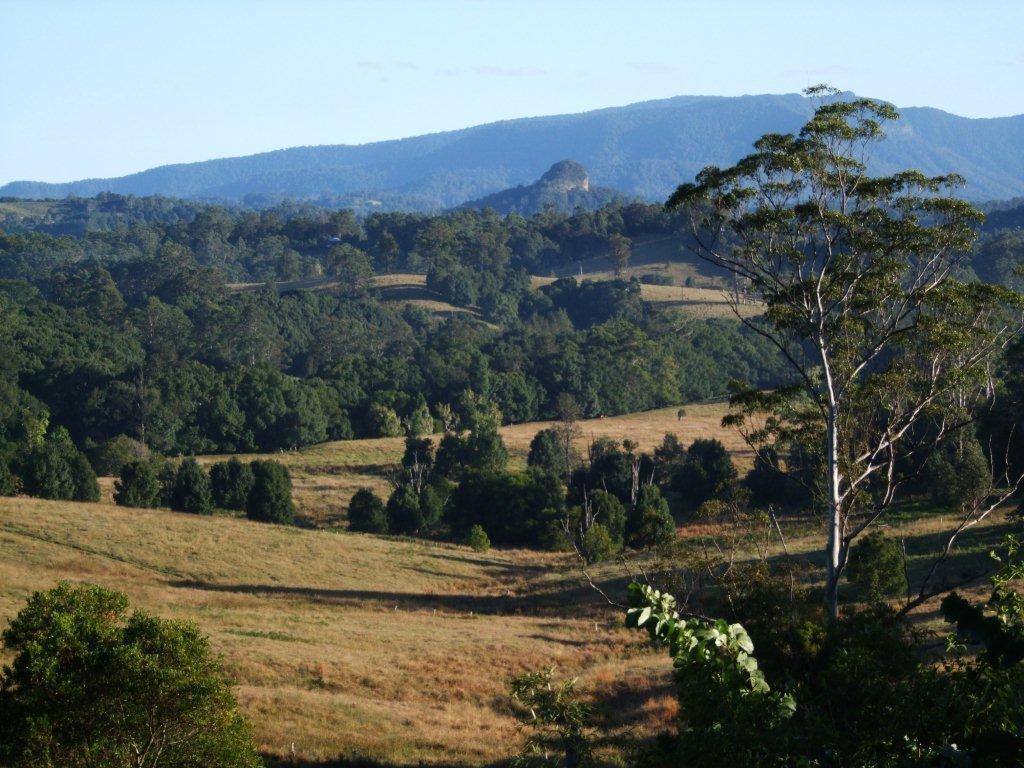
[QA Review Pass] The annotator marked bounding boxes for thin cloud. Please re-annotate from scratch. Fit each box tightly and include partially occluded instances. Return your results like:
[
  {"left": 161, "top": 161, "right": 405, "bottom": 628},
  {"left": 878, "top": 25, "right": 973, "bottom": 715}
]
[
  {"left": 472, "top": 64, "right": 547, "bottom": 77},
  {"left": 780, "top": 64, "right": 852, "bottom": 79},
  {"left": 628, "top": 62, "right": 677, "bottom": 74},
  {"left": 357, "top": 60, "right": 420, "bottom": 72}
]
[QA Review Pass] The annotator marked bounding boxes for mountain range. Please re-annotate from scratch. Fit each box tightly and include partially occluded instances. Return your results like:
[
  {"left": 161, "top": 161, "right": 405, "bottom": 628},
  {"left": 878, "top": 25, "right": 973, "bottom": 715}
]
[{"left": 4, "top": 92, "right": 1024, "bottom": 208}]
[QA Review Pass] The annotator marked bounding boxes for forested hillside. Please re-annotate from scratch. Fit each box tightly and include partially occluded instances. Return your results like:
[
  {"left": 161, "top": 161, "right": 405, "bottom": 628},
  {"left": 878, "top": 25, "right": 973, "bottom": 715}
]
[
  {"left": 4, "top": 91, "right": 1024, "bottom": 206},
  {"left": 0, "top": 195, "right": 796, "bottom": 475}
]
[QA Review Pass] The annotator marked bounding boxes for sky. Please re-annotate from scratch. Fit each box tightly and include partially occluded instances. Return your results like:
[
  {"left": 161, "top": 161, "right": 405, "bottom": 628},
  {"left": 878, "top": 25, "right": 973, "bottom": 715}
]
[{"left": 2, "top": 0, "right": 1023, "bottom": 185}]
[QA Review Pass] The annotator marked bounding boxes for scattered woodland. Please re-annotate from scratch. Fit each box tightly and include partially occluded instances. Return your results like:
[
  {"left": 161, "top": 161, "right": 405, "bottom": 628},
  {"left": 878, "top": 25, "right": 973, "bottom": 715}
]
[{"left": 2, "top": 92, "right": 1024, "bottom": 767}]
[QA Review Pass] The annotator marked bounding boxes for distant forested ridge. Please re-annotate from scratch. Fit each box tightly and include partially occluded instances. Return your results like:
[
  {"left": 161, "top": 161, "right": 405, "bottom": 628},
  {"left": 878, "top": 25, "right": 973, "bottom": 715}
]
[
  {"left": 0, "top": 195, "right": 794, "bottom": 463},
  {"left": 3, "top": 91, "right": 1024, "bottom": 207}
]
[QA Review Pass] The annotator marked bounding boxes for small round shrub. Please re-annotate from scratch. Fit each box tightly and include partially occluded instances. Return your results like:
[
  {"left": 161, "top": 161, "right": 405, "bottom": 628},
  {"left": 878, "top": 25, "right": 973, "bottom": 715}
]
[
  {"left": 246, "top": 460, "right": 294, "bottom": 524},
  {"left": 693, "top": 498, "right": 729, "bottom": 521},
  {"left": 347, "top": 488, "right": 388, "bottom": 534},
  {"left": 580, "top": 523, "right": 616, "bottom": 564},
  {"left": 467, "top": 524, "right": 490, "bottom": 552},
  {"left": 847, "top": 531, "right": 906, "bottom": 603}
]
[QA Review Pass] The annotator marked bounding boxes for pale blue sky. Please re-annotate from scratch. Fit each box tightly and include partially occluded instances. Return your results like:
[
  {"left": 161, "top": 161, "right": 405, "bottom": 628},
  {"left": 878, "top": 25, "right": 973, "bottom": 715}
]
[{"left": 3, "top": 0, "right": 1022, "bottom": 184}]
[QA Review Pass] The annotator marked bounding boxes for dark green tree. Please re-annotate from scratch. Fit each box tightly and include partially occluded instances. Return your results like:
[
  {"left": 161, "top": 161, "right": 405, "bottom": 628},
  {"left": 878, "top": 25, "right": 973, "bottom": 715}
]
[
  {"left": 245, "top": 460, "right": 294, "bottom": 524},
  {"left": 0, "top": 460, "right": 15, "bottom": 496},
  {"left": 847, "top": 531, "right": 907, "bottom": 603},
  {"left": 0, "top": 583, "right": 261, "bottom": 768},
  {"left": 386, "top": 484, "right": 424, "bottom": 535},
  {"left": 627, "top": 485, "right": 676, "bottom": 548},
  {"left": 18, "top": 429, "right": 98, "bottom": 502},
  {"left": 921, "top": 435, "right": 991, "bottom": 509},
  {"left": 347, "top": 488, "right": 388, "bottom": 534},
  {"left": 209, "top": 457, "right": 255, "bottom": 510},
  {"left": 69, "top": 452, "right": 100, "bottom": 503},
  {"left": 671, "top": 438, "right": 738, "bottom": 510},
  {"left": 113, "top": 459, "right": 161, "bottom": 508},
  {"left": 169, "top": 458, "right": 213, "bottom": 515},
  {"left": 589, "top": 489, "right": 627, "bottom": 548},
  {"left": 467, "top": 523, "right": 490, "bottom": 552},
  {"left": 528, "top": 428, "right": 574, "bottom": 478}
]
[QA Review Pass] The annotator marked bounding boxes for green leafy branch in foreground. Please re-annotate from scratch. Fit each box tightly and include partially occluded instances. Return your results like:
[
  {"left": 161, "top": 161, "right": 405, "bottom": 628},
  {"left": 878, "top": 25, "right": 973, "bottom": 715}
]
[
  {"left": 625, "top": 581, "right": 796, "bottom": 763},
  {"left": 943, "top": 535, "right": 1024, "bottom": 667},
  {"left": 626, "top": 581, "right": 794, "bottom": 706}
]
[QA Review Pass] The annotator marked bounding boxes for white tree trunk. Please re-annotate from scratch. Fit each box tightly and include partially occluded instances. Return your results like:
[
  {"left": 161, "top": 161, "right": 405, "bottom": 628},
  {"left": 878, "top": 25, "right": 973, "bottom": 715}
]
[{"left": 825, "top": 403, "right": 842, "bottom": 619}]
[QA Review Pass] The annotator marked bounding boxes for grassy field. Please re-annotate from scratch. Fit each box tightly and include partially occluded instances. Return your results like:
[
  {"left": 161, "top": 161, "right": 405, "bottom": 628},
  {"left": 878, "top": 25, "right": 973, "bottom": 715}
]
[
  {"left": 2, "top": 396, "right": 1013, "bottom": 763},
  {"left": 0, "top": 497, "right": 666, "bottom": 765},
  {"left": 1, "top": 490, "right": 1013, "bottom": 764}
]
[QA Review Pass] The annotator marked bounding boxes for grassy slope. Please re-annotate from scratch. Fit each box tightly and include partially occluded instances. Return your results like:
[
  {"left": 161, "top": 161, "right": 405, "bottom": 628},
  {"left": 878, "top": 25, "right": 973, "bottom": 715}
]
[
  {"left": 0, "top": 497, "right": 663, "bottom": 764},
  {"left": 1, "top": 492, "right": 1013, "bottom": 764}
]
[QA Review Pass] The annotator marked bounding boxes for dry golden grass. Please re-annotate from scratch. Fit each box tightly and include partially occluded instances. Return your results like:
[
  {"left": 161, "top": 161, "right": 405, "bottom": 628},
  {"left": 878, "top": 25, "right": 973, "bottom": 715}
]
[{"left": 0, "top": 497, "right": 661, "bottom": 765}]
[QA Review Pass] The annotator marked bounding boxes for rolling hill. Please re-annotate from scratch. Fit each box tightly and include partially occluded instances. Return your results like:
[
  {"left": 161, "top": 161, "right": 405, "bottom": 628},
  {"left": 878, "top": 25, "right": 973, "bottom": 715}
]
[{"left": 4, "top": 92, "right": 1024, "bottom": 206}]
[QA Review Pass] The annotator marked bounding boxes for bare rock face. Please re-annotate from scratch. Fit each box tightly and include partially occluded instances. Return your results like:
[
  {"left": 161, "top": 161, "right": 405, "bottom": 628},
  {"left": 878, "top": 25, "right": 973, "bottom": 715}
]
[
  {"left": 538, "top": 160, "right": 589, "bottom": 192},
  {"left": 458, "top": 159, "right": 622, "bottom": 215}
]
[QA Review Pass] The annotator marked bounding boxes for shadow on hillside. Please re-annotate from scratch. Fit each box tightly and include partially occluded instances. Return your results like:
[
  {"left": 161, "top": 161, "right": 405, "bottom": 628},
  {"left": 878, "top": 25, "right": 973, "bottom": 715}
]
[
  {"left": 168, "top": 576, "right": 631, "bottom": 616},
  {"left": 426, "top": 550, "right": 551, "bottom": 575},
  {"left": 376, "top": 284, "right": 440, "bottom": 302}
]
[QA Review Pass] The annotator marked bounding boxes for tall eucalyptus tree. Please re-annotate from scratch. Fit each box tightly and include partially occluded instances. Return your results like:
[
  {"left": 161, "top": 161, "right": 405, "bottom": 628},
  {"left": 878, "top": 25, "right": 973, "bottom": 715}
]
[{"left": 669, "top": 87, "right": 1024, "bottom": 617}]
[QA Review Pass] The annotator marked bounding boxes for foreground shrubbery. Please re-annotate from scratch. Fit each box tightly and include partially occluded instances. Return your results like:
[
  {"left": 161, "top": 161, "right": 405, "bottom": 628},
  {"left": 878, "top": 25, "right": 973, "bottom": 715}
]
[
  {"left": 610, "top": 534, "right": 1024, "bottom": 767},
  {"left": 0, "top": 583, "right": 261, "bottom": 768}
]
